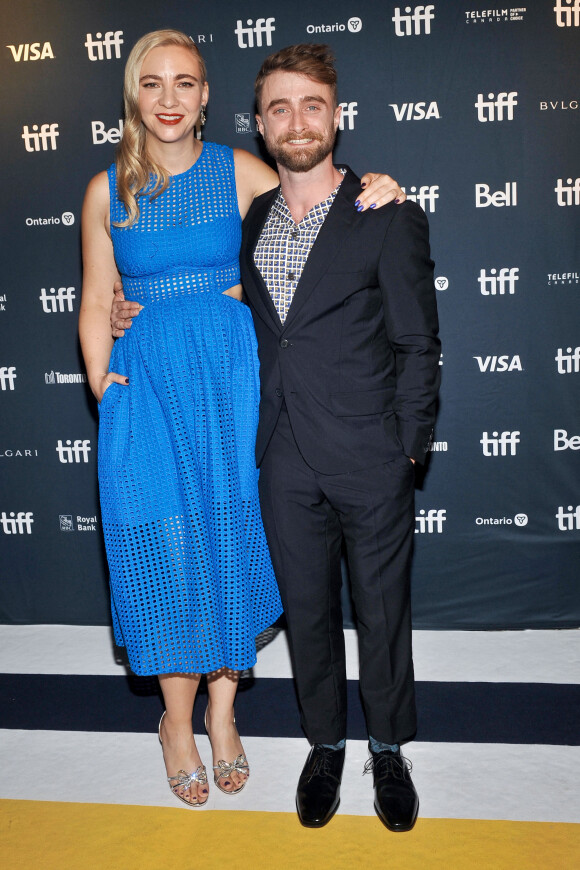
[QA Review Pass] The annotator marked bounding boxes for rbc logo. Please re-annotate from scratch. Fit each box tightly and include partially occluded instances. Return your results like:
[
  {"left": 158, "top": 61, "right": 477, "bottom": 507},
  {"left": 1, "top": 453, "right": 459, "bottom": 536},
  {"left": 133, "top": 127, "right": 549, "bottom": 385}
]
[
  {"left": 0, "top": 366, "right": 17, "bottom": 390},
  {"left": 22, "top": 124, "right": 59, "bottom": 152},
  {"left": 555, "top": 178, "right": 580, "bottom": 206},
  {"left": 0, "top": 512, "right": 34, "bottom": 534},
  {"left": 85, "top": 31, "right": 124, "bottom": 61},
  {"left": 554, "top": 0, "right": 580, "bottom": 27},
  {"left": 56, "top": 440, "right": 92, "bottom": 463},
  {"left": 39, "top": 287, "right": 75, "bottom": 313},
  {"left": 339, "top": 102, "right": 358, "bottom": 131},
  {"left": 235, "top": 18, "right": 275, "bottom": 48},
  {"left": 475, "top": 92, "right": 518, "bottom": 122},
  {"left": 479, "top": 268, "right": 519, "bottom": 295},
  {"left": 415, "top": 508, "right": 446, "bottom": 533},
  {"left": 392, "top": 5, "right": 435, "bottom": 35},
  {"left": 480, "top": 431, "right": 520, "bottom": 456}
]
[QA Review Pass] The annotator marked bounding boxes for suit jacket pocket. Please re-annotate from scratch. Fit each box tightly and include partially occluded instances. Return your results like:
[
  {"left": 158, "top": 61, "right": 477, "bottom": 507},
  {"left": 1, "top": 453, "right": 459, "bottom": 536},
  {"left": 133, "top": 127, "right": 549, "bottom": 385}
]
[{"left": 330, "top": 388, "right": 393, "bottom": 417}]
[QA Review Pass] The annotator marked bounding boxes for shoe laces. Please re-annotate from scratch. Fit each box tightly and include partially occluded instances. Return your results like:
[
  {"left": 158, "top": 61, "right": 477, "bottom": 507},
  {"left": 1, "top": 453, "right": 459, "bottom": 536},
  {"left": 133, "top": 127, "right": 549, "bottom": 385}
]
[
  {"left": 363, "top": 752, "right": 412, "bottom": 782},
  {"left": 307, "top": 747, "right": 342, "bottom": 783}
]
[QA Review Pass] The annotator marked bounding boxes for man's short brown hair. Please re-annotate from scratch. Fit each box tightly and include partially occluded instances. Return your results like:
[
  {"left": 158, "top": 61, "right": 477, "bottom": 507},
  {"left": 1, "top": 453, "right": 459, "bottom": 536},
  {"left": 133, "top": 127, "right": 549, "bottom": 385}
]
[{"left": 254, "top": 43, "right": 338, "bottom": 112}]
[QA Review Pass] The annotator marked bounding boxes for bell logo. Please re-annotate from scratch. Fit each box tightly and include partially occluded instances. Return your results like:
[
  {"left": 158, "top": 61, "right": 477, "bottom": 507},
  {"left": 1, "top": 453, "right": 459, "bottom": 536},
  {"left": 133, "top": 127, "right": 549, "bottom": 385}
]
[
  {"left": 39, "top": 287, "right": 75, "bottom": 313},
  {"left": 415, "top": 508, "right": 446, "bottom": 533},
  {"left": 555, "top": 178, "right": 580, "bottom": 206},
  {"left": 474, "top": 355, "right": 523, "bottom": 372},
  {"left": 475, "top": 92, "right": 518, "bottom": 122},
  {"left": 56, "top": 439, "right": 92, "bottom": 463},
  {"left": 389, "top": 101, "right": 441, "bottom": 121},
  {"left": 22, "top": 123, "right": 59, "bottom": 152},
  {"left": 480, "top": 431, "right": 520, "bottom": 456},
  {"left": 475, "top": 182, "right": 517, "bottom": 207},
  {"left": 339, "top": 102, "right": 358, "bottom": 131},
  {"left": 479, "top": 267, "right": 519, "bottom": 295},
  {"left": 556, "top": 505, "right": 580, "bottom": 531},
  {"left": 555, "top": 347, "right": 580, "bottom": 373},
  {"left": 7, "top": 42, "right": 54, "bottom": 61},
  {"left": 85, "top": 31, "right": 124, "bottom": 61},
  {"left": 554, "top": 429, "right": 580, "bottom": 451},
  {"left": 392, "top": 5, "right": 435, "bottom": 36},
  {"left": 400, "top": 185, "right": 439, "bottom": 213},
  {"left": 554, "top": 0, "right": 580, "bottom": 27},
  {"left": 235, "top": 18, "right": 276, "bottom": 48},
  {"left": 92, "top": 120, "right": 124, "bottom": 144},
  {"left": 0, "top": 512, "right": 34, "bottom": 534},
  {"left": 0, "top": 366, "right": 17, "bottom": 390}
]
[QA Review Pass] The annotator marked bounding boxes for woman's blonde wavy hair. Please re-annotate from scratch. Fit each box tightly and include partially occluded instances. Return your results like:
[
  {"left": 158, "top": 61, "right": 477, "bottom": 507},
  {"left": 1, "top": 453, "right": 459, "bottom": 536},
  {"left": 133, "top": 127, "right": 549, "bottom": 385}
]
[{"left": 114, "top": 29, "right": 207, "bottom": 227}]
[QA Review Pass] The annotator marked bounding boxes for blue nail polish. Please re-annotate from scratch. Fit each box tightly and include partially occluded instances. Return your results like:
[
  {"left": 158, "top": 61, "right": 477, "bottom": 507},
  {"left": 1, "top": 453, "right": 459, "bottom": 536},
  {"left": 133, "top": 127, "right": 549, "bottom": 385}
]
[
  {"left": 357, "top": 204, "right": 364, "bottom": 212},
  {"left": 361, "top": 181, "right": 367, "bottom": 188},
  {"left": 354, "top": 200, "right": 361, "bottom": 207},
  {"left": 395, "top": 198, "right": 400, "bottom": 204},
  {"left": 370, "top": 203, "right": 376, "bottom": 209}
]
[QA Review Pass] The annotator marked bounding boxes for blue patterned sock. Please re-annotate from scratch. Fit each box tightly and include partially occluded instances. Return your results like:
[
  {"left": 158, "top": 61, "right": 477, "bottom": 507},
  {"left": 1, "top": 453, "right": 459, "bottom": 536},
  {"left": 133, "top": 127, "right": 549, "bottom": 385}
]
[
  {"left": 369, "top": 736, "right": 399, "bottom": 753},
  {"left": 319, "top": 739, "right": 346, "bottom": 750}
]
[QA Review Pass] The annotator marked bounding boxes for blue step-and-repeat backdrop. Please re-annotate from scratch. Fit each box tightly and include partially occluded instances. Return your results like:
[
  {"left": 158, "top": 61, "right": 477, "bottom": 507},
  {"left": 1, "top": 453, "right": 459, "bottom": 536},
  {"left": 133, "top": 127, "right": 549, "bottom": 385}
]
[{"left": 1, "top": 0, "right": 578, "bottom": 629}]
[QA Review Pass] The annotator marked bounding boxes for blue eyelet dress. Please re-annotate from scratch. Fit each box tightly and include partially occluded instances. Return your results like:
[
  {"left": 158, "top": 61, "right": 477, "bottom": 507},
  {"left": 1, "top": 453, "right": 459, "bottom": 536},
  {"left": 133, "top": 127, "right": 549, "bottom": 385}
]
[{"left": 98, "top": 142, "right": 282, "bottom": 675}]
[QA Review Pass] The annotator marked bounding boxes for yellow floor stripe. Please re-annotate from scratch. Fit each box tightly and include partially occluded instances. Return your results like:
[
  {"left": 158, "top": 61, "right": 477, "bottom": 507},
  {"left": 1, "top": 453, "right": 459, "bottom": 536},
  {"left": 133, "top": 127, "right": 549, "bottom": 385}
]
[{"left": 1, "top": 801, "right": 578, "bottom": 870}]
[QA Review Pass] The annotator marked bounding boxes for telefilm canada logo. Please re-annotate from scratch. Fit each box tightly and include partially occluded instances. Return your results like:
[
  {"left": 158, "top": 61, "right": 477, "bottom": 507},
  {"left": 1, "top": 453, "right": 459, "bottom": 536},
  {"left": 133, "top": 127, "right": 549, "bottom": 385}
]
[
  {"left": 464, "top": 8, "right": 527, "bottom": 24},
  {"left": 547, "top": 270, "right": 579, "bottom": 285},
  {"left": 6, "top": 41, "right": 54, "bottom": 61},
  {"left": 392, "top": 5, "right": 435, "bottom": 36},
  {"left": 0, "top": 512, "right": 34, "bottom": 534},
  {"left": 306, "top": 16, "right": 363, "bottom": 34},
  {"left": 25, "top": 212, "right": 75, "bottom": 228},
  {"left": 59, "top": 514, "right": 98, "bottom": 532},
  {"left": 235, "top": 18, "right": 275, "bottom": 48}
]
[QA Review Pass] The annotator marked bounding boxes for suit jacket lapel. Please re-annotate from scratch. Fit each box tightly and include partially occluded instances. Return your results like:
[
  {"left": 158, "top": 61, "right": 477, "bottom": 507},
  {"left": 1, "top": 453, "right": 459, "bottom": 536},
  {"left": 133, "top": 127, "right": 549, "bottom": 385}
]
[
  {"left": 282, "top": 168, "right": 362, "bottom": 331},
  {"left": 243, "top": 188, "right": 283, "bottom": 333}
]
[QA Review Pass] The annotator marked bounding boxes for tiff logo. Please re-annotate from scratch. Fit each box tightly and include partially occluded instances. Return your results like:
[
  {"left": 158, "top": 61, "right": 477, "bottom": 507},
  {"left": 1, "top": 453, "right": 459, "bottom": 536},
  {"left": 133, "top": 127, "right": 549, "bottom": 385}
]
[
  {"left": 556, "top": 505, "right": 580, "bottom": 531},
  {"left": 56, "top": 439, "right": 92, "bottom": 463},
  {"left": 475, "top": 92, "right": 518, "bottom": 122},
  {"left": 401, "top": 185, "right": 439, "bottom": 213},
  {"left": 0, "top": 366, "right": 17, "bottom": 390},
  {"left": 479, "top": 267, "right": 519, "bottom": 295},
  {"left": 0, "top": 511, "right": 34, "bottom": 534},
  {"left": 235, "top": 18, "right": 275, "bottom": 48},
  {"left": 39, "top": 287, "right": 75, "bottom": 313},
  {"left": 392, "top": 5, "right": 435, "bottom": 35},
  {"left": 415, "top": 508, "right": 446, "bottom": 533},
  {"left": 555, "top": 178, "right": 580, "bottom": 206},
  {"left": 555, "top": 347, "right": 580, "bottom": 373},
  {"left": 339, "top": 102, "right": 358, "bottom": 130},
  {"left": 22, "top": 123, "right": 59, "bottom": 152},
  {"left": 480, "top": 431, "right": 520, "bottom": 456},
  {"left": 475, "top": 182, "right": 517, "bottom": 207},
  {"left": 85, "top": 31, "right": 124, "bottom": 61},
  {"left": 554, "top": 0, "right": 580, "bottom": 27}
]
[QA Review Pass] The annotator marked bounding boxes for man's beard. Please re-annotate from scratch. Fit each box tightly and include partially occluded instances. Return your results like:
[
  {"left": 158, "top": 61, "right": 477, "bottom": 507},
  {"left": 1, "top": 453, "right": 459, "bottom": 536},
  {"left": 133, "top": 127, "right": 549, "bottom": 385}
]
[{"left": 265, "top": 129, "right": 336, "bottom": 173}]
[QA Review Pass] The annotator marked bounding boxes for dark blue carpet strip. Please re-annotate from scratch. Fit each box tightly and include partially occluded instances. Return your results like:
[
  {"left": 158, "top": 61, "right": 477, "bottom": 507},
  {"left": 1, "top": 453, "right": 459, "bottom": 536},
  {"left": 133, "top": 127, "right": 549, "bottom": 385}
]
[{"left": 1, "top": 675, "right": 578, "bottom": 745}]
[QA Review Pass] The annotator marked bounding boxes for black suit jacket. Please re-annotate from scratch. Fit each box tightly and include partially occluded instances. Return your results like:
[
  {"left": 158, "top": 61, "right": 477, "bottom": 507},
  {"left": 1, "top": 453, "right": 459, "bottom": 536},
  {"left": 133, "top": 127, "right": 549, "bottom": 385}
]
[{"left": 240, "top": 167, "right": 441, "bottom": 474}]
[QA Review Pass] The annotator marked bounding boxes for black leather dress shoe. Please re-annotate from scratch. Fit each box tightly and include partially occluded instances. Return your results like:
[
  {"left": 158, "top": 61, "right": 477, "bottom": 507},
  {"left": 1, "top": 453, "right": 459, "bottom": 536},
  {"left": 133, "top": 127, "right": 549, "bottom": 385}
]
[
  {"left": 365, "top": 747, "right": 419, "bottom": 832},
  {"left": 296, "top": 744, "right": 345, "bottom": 827}
]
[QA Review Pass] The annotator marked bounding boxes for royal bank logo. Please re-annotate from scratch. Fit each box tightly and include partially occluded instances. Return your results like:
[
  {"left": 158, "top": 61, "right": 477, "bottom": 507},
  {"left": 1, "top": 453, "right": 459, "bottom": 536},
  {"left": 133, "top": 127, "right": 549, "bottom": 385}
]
[
  {"left": 475, "top": 513, "right": 528, "bottom": 526},
  {"left": 415, "top": 508, "right": 446, "bottom": 533},
  {"left": 39, "top": 287, "right": 75, "bottom": 313},
  {"left": 475, "top": 182, "right": 517, "bottom": 207},
  {"left": 235, "top": 113, "right": 251, "bottom": 134},
  {"left": 56, "top": 439, "right": 92, "bottom": 463},
  {"left": 59, "top": 514, "right": 98, "bottom": 532},
  {"left": 0, "top": 293, "right": 6, "bottom": 312},
  {"left": 556, "top": 505, "right": 580, "bottom": 530},
  {"left": 22, "top": 123, "right": 59, "bottom": 152},
  {"left": 7, "top": 41, "right": 54, "bottom": 61},
  {"left": 474, "top": 355, "right": 523, "bottom": 373},
  {"left": 26, "top": 212, "right": 74, "bottom": 227},
  {"left": 540, "top": 100, "right": 579, "bottom": 111},
  {"left": 0, "top": 366, "right": 17, "bottom": 390},
  {"left": 400, "top": 185, "right": 439, "bottom": 213},
  {"left": 45, "top": 371, "right": 87, "bottom": 385},
  {"left": 392, "top": 5, "right": 435, "bottom": 35},
  {"left": 85, "top": 31, "right": 124, "bottom": 60},
  {"left": 554, "top": 429, "right": 580, "bottom": 451},
  {"left": 547, "top": 271, "right": 579, "bottom": 285},
  {"left": 389, "top": 101, "right": 441, "bottom": 121},
  {"left": 475, "top": 92, "right": 518, "bottom": 122},
  {"left": 306, "top": 16, "right": 363, "bottom": 34},
  {"left": 479, "top": 268, "right": 519, "bottom": 295},
  {"left": 554, "top": 0, "right": 580, "bottom": 27},
  {"left": 555, "top": 178, "right": 580, "bottom": 206},
  {"left": 338, "top": 102, "right": 358, "bottom": 130},
  {"left": 555, "top": 347, "right": 580, "bottom": 373},
  {"left": 234, "top": 18, "right": 275, "bottom": 48},
  {"left": 1, "top": 512, "right": 34, "bottom": 534},
  {"left": 480, "top": 431, "right": 520, "bottom": 456},
  {"left": 465, "top": 8, "right": 527, "bottom": 23},
  {"left": 92, "top": 120, "right": 124, "bottom": 144}
]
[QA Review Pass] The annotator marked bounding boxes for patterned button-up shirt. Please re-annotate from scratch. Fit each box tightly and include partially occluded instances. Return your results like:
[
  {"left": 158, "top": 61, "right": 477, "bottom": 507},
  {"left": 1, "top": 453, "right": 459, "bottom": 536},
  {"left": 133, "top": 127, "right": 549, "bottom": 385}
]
[{"left": 254, "top": 169, "right": 346, "bottom": 323}]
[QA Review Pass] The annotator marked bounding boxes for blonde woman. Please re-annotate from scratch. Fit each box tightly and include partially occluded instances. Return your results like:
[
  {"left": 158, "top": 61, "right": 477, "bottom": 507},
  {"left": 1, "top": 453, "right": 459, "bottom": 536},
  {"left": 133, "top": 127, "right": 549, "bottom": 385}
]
[{"left": 79, "top": 29, "right": 404, "bottom": 808}]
